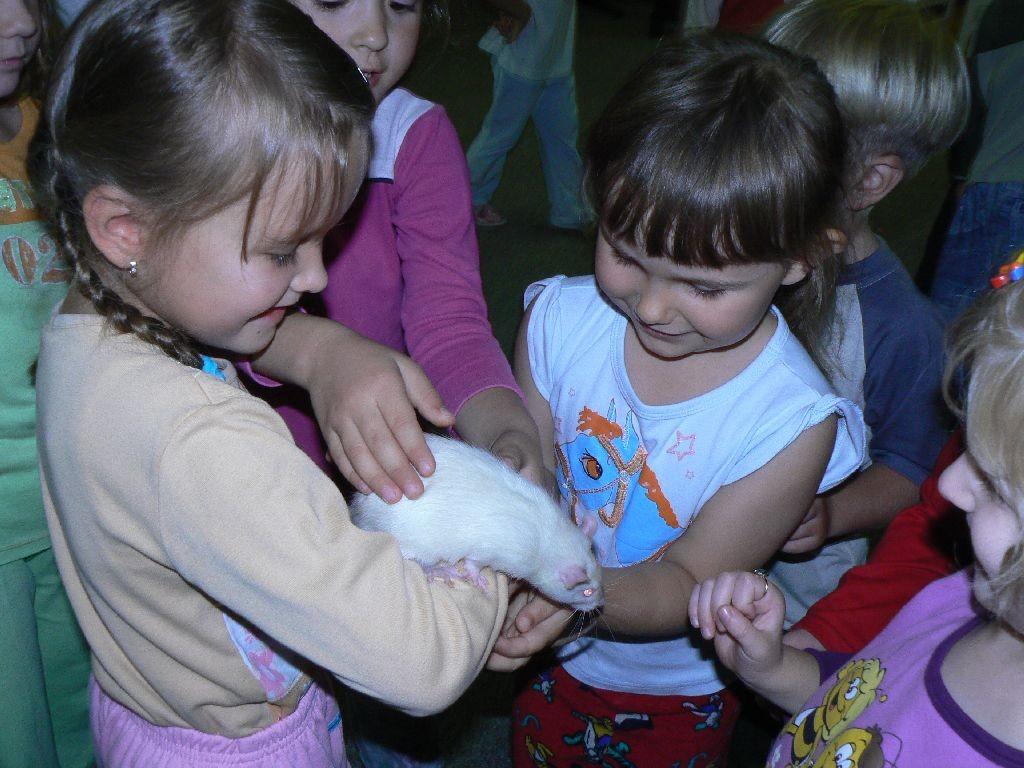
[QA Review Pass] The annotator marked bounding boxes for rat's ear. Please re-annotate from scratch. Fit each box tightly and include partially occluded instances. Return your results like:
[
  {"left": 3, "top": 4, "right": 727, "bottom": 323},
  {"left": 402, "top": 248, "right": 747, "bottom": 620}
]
[
  {"left": 846, "top": 153, "right": 905, "bottom": 212},
  {"left": 82, "top": 186, "right": 148, "bottom": 271}
]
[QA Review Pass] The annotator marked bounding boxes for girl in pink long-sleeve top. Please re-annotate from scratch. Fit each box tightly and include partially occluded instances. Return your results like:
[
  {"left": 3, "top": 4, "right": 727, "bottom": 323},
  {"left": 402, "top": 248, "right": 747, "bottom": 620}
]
[{"left": 266, "top": 0, "right": 546, "bottom": 509}]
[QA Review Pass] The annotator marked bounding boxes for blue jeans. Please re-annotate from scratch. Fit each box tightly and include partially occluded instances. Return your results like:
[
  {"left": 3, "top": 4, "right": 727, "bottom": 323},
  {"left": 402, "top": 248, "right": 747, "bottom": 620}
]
[
  {"left": 466, "top": 61, "right": 590, "bottom": 229},
  {"left": 930, "top": 181, "right": 1024, "bottom": 324}
]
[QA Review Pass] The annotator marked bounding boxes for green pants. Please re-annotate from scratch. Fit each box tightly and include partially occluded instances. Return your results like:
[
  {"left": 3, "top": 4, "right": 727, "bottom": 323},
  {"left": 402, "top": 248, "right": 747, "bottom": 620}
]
[{"left": 0, "top": 548, "right": 93, "bottom": 768}]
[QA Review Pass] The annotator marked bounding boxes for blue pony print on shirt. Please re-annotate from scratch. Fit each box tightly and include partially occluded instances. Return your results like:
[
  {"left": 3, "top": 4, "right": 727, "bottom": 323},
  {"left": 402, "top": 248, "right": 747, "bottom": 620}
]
[{"left": 555, "top": 401, "right": 684, "bottom": 566}]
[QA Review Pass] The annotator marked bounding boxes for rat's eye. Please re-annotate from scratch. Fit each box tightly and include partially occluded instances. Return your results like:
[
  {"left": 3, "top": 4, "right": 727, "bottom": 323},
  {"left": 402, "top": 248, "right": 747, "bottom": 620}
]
[{"left": 580, "top": 453, "right": 602, "bottom": 480}]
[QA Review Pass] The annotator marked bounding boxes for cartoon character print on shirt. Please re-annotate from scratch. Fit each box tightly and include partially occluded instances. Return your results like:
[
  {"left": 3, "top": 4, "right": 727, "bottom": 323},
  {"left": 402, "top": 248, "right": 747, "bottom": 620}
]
[
  {"left": 780, "top": 658, "right": 887, "bottom": 768},
  {"left": 555, "top": 401, "right": 683, "bottom": 566},
  {"left": 563, "top": 710, "right": 638, "bottom": 768},
  {"left": 771, "top": 725, "right": 902, "bottom": 768},
  {"left": 810, "top": 726, "right": 890, "bottom": 768},
  {"left": 1, "top": 176, "right": 70, "bottom": 287}
]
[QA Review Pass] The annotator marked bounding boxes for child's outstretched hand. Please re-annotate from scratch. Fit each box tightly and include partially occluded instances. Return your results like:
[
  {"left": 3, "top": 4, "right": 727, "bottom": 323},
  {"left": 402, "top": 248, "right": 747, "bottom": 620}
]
[
  {"left": 688, "top": 570, "right": 786, "bottom": 684},
  {"left": 486, "top": 583, "right": 585, "bottom": 672},
  {"left": 307, "top": 330, "right": 454, "bottom": 503}
]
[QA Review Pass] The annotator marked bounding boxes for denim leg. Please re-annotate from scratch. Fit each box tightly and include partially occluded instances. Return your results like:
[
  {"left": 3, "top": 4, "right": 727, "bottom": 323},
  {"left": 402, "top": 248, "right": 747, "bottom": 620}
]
[
  {"left": 930, "top": 182, "right": 1024, "bottom": 324},
  {"left": 466, "top": 61, "right": 544, "bottom": 208},
  {"left": 532, "top": 74, "right": 590, "bottom": 229}
]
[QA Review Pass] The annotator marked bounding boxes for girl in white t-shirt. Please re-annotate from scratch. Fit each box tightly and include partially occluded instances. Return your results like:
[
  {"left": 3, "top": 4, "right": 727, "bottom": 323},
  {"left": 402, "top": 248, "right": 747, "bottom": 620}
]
[{"left": 507, "top": 33, "right": 866, "bottom": 767}]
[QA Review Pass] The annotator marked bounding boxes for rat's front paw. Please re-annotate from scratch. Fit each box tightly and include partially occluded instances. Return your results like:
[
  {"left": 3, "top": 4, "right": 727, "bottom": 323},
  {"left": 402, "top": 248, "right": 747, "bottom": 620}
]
[
  {"left": 422, "top": 562, "right": 462, "bottom": 586},
  {"left": 421, "top": 560, "right": 490, "bottom": 591}
]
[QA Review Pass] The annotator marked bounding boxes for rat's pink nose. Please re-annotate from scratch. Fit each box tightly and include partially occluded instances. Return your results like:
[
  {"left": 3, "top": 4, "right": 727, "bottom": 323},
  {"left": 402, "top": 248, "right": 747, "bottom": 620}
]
[{"left": 559, "top": 564, "right": 587, "bottom": 590}]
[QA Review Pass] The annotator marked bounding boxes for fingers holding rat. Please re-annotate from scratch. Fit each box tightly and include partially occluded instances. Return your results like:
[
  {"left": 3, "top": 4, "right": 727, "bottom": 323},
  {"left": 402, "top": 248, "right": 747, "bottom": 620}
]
[{"left": 488, "top": 589, "right": 580, "bottom": 671}]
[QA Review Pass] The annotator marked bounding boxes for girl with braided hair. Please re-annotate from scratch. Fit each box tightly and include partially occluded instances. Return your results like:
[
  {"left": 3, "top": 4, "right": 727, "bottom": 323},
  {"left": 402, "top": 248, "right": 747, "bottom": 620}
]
[{"left": 31, "top": 0, "right": 522, "bottom": 764}]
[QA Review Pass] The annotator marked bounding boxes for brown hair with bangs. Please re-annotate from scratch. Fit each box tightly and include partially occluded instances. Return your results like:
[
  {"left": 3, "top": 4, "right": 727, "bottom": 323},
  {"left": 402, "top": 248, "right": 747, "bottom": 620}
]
[
  {"left": 586, "top": 33, "right": 846, "bottom": 370},
  {"left": 29, "top": 0, "right": 374, "bottom": 368}
]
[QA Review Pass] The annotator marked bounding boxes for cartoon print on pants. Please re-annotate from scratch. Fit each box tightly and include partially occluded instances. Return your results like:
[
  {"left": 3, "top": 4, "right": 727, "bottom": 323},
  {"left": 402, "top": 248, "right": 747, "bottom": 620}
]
[
  {"left": 563, "top": 710, "right": 637, "bottom": 768},
  {"left": 555, "top": 401, "right": 683, "bottom": 565},
  {"left": 524, "top": 735, "right": 556, "bottom": 767},
  {"left": 682, "top": 693, "right": 724, "bottom": 730},
  {"left": 533, "top": 669, "right": 557, "bottom": 703}
]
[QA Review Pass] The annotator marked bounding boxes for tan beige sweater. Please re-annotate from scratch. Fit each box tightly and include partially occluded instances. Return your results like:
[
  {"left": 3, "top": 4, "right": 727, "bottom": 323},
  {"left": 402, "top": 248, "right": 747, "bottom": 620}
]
[{"left": 36, "top": 314, "right": 507, "bottom": 736}]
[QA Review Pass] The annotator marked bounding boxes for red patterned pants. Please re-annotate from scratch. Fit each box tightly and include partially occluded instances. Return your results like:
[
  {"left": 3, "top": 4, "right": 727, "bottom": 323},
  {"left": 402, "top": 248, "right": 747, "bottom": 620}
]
[{"left": 512, "top": 665, "right": 740, "bottom": 768}]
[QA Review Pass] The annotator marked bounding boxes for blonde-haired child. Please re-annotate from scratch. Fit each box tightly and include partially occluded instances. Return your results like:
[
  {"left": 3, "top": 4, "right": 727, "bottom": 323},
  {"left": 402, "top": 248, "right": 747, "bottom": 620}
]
[
  {"left": 763, "top": 0, "right": 970, "bottom": 629},
  {"left": 691, "top": 277, "right": 1024, "bottom": 767}
]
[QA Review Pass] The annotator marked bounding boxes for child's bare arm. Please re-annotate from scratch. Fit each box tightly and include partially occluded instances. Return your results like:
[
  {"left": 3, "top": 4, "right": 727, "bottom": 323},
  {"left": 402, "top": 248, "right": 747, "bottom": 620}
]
[
  {"left": 688, "top": 571, "right": 819, "bottom": 713},
  {"left": 596, "top": 416, "right": 838, "bottom": 637},
  {"left": 250, "top": 312, "right": 453, "bottom": 502},
  {"left": 513, "top": 299, "right": 557, "bottom": 479}
]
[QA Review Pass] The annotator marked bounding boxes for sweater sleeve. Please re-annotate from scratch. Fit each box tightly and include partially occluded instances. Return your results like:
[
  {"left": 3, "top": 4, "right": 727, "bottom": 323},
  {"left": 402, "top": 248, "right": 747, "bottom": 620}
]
[
  {"left": 156, "top": 397, "right": 508, "bottom": 717},
  {"left": 391, "top": 106, "right": 521, "bottom": 414},
  {"left": 793, "top": 431, "right": 965, "bottom": 652}
]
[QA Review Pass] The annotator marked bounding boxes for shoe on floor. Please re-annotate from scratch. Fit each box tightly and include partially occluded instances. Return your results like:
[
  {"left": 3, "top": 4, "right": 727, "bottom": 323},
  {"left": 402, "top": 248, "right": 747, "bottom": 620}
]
[{"left": 474, "top": 203, "right": 507, "bottom": 227}]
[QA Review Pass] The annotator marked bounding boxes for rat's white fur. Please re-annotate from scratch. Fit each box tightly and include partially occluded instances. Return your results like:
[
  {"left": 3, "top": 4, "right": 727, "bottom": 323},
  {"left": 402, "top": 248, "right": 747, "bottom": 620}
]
[{"left": 350, "top": 435, "right": 603, "bottom": 611}]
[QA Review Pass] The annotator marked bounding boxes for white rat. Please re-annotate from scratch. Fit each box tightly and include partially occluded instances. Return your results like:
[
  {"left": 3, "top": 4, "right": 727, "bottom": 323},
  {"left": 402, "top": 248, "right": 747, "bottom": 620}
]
[{"left": 349, "top": 435, "right": 603, "bottom": 612}]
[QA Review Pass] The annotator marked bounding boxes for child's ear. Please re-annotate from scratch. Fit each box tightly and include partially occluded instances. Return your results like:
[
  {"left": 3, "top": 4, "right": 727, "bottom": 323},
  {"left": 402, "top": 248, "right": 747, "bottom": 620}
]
[
  {"left": 825, "top": 227, "right": 848, "bottom": 255},
  {"left": 82, "top": 186, "right": 147, "bottom": 271},
  {"left": 846, "top": 154, "right": 905, "bottom": 212},
  {"left": 781, "top": 260, "right": 808, "bottom": 286}
]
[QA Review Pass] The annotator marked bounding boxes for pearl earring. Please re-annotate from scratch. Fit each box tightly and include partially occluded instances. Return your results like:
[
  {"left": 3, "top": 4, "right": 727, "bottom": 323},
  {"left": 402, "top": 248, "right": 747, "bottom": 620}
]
[{"left": 127, "top": 260, "right": 138, "bottom": 277}]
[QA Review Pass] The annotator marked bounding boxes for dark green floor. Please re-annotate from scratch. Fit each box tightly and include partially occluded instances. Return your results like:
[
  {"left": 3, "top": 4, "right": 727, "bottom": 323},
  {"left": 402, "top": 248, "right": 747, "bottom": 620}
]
[{"left": 391, "top": 3, "right": 951, "bottom": 765}]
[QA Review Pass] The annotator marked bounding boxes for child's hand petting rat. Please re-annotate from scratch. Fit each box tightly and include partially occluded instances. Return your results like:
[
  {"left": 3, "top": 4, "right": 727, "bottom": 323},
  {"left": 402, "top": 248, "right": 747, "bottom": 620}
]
[
  {"left": 453, "top": 387, "right": 547, "bottom": 492},
  {"left": 487, "top": 583, "right": 585, "bottom": 672},
  {"left": 304, "top": 327, "right": 455, "bottom": 504},
  {"left": 688, "top": 570, "right": 787, "bottom": 686}
]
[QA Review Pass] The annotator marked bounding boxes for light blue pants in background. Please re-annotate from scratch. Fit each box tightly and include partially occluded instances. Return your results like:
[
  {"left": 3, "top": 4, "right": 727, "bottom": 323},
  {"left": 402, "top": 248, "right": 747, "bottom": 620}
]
[{"left": 466, "top": 60, "right": 590, "bottom": 230}]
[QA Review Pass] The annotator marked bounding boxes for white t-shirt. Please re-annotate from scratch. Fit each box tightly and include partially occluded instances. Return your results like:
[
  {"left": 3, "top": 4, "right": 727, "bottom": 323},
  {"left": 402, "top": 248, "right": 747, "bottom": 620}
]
[
  {"left": 478, "top": 0, "right": 576, "bottom": 81},
  {"left": 526, "top": 275, "right": 866, "bottom": 696}
]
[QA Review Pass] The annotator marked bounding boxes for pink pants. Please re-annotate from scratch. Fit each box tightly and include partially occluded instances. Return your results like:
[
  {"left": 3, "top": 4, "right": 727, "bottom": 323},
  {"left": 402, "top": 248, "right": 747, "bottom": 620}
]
[{"left": 90, "top": 678, "right": 346, "bottom": 767}]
